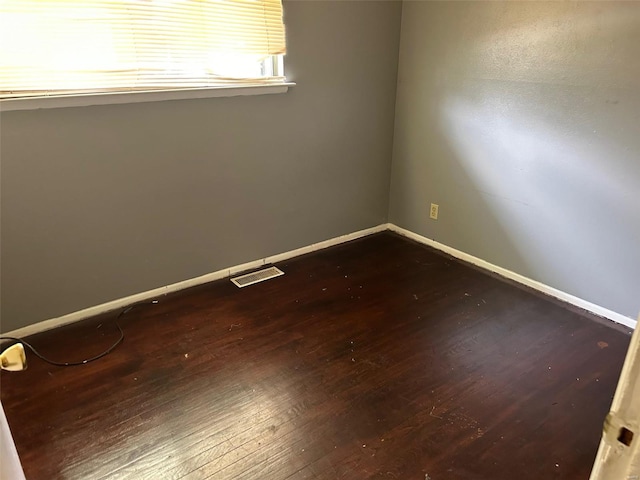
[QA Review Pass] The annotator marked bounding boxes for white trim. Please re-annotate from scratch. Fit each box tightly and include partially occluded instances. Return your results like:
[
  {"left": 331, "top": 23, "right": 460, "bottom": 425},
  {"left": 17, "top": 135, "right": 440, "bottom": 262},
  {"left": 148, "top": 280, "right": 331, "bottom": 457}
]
[
  {"left": 5, "top": 222, "right": 633, "bottom": 338},
  {"left": 590, "top": 315, "right": 640, "bottom": 479},
  {"left": 0, "top": 403, "right": 25, "bottom": 480},
  {"left": 388, "top": 224, "right": 637, "bottom": 330},
  {"left": 3, "top": 223, "right": 388, "bottom": 339},
  {"left": 0, "top": 83, "right": 295, "bottom": 112},
  {"left": 264, "top": 224, "right": 388, "bottom": 264}
]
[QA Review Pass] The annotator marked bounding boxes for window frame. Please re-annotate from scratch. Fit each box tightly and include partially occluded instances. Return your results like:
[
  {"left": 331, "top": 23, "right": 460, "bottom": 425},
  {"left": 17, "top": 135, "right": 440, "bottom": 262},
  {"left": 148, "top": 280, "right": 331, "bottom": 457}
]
[
  {"left": 0, "top": 2, "right": 291, "bottom": 111},
  {"left": 0, "top": 82, "right": 295, "bottom": 111},
  {"left": 1, "top": 55, "right": 292, "bottom": 111}
]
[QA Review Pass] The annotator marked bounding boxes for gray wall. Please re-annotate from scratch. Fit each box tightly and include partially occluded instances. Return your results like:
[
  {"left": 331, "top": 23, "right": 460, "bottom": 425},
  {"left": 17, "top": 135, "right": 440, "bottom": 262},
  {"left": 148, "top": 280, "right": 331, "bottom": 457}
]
[
  {"left": 0, "top": 1, "right": 402, "bottom": 332},
  {"left": 389, "top": 2, "right": 640, "bottom": 319},
  {"left": 3, "top": 0, "right": 638, "bottom": 332}
]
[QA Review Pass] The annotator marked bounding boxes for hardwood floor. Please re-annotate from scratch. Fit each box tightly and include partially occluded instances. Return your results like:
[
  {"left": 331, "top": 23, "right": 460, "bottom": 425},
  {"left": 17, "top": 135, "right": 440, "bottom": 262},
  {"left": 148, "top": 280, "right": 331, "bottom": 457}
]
[{"left": 0, "top": 232, "right": 632, "bottom": 480}]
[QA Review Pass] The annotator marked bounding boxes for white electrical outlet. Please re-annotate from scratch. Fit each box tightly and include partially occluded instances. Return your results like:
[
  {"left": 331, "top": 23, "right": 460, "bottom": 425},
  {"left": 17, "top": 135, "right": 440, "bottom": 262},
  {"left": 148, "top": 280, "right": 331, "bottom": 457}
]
[{"left": 430, "top": 203, "right": 439, "bottom": 220}]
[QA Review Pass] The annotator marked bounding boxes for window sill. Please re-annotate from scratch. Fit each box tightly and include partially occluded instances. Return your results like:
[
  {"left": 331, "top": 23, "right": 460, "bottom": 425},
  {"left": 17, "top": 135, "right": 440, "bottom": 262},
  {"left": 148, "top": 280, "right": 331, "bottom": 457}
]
[{"left": 0, "top": 83, "right": 295, "bottom": 112}]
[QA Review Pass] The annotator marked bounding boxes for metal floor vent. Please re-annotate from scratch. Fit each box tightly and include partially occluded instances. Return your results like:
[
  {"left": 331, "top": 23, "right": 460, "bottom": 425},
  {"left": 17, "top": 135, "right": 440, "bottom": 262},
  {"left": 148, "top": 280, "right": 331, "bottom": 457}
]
[{"left": 231, "top": 266, "right": 284, "bottom": 288}]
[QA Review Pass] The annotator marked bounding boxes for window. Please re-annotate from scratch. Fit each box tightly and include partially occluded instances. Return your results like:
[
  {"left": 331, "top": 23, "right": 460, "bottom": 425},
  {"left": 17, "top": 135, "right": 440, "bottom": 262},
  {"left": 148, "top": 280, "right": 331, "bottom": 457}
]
[{"left": 0, "top": 0, "right": 287, "bottom": 104}]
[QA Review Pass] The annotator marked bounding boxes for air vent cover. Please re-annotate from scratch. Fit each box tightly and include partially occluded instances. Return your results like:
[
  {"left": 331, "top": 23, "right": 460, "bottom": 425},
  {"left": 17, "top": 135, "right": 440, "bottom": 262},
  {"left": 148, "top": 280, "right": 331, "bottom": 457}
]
[{"left": 231, "top": 266, "right": 284, "bottom": 288}]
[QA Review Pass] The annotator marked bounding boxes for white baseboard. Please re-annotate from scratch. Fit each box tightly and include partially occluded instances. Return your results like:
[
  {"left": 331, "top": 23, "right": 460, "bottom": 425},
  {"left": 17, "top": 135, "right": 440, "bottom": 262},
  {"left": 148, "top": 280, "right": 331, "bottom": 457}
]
[
  {"left": 388, "top": 224, "right": 637, "bottom": 330},
  {"left": 5, "top": 221, "right": 634, "bottom": 339},
  {"left": 4, "top": 223, "right": 389, "bottom": 339}
]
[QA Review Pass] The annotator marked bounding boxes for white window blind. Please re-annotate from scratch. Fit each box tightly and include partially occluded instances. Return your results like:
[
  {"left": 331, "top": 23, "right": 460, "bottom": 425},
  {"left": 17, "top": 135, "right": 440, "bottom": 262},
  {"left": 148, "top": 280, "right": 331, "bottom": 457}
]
[{"left": 0, "top": 0, "right": 286, "bottom": 98}]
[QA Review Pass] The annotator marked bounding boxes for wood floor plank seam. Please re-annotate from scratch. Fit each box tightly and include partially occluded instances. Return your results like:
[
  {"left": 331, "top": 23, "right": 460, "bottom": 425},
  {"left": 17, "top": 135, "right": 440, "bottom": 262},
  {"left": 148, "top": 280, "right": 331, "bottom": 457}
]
[{"left": 1, "top": 232, "right": 631, "bottom": 480}]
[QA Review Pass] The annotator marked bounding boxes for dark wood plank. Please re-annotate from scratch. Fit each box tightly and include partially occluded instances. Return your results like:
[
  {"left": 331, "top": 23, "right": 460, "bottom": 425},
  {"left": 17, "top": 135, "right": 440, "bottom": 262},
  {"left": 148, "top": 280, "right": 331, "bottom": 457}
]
[{"left": 1, "top": 232, "right": 631, "bottom": 480}]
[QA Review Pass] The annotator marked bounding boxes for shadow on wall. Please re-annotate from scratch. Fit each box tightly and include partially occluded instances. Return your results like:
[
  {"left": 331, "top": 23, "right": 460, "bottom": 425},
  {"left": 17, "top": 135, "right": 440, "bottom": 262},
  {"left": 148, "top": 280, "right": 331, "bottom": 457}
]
[
  {"left": 391, "top": 1, "right": 640, "bottom": 317},
  {"left": 438, "top": 87, "right": 639, "bottom": 311},
  {"left": 437, "top": 4, "right": 640, "bottom": 313}
]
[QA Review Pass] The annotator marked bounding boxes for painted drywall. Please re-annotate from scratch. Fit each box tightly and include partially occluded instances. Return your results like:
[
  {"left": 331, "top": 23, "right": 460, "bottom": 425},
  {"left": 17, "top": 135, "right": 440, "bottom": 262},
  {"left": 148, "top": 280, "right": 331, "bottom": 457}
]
[
  {"left": 389, "top": 1, "right": 640, "bottom": 320},
  {"left": 0, "top": 1, "right": 402, "bottom": 332}
]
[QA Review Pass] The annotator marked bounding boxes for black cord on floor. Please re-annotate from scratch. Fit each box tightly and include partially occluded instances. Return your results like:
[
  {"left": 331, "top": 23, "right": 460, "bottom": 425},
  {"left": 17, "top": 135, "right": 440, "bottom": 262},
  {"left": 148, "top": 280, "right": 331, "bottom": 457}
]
[{"left": 0, "top": 300, "right": 157, "bottom": 367}]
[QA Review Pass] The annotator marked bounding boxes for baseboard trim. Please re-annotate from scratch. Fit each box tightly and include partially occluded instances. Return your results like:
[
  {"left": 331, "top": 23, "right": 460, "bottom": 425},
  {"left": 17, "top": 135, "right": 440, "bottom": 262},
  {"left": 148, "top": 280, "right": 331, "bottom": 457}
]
[
  {"left": 4, "top": 223, "right": 390, "bottom": 339},
  {"left": 6, "top": 222, "right": 634, "bottom": 338},
  {"left": 388, "top": 224, "right": 637, "bottom": 330}
]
